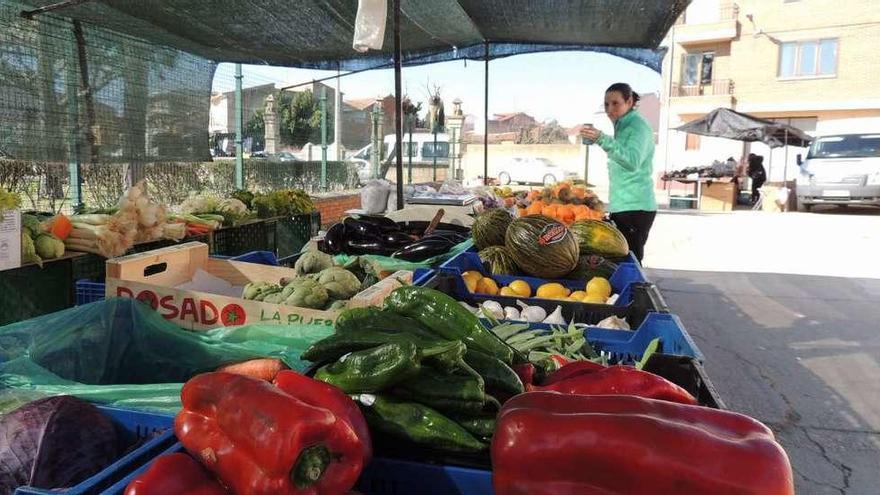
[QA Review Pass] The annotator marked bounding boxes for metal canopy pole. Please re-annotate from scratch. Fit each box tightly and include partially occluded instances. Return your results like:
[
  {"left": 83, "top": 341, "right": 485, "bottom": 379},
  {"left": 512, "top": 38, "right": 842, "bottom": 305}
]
[
  {"left": 320, "top": 86, "right": 328, "bottom": 191},
  {"left": 393, "top": 0, "right": 404, "bottom": 210},
  {"left": 783, "top": 129, "right": 789, "bottom": 183},
  {"left": 483, "top": 42, "right": 489, "bottom": 185},
  {"left": 234, "top": 63, "right": 244, "bottom": 189},
  {"left": 20, "top": 0, "right": 91, "bottom": 18}
]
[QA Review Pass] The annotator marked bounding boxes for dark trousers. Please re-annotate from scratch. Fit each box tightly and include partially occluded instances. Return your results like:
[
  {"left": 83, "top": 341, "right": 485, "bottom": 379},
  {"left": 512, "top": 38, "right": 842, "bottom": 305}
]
[
  {"left": 751, "top": 175, "right": 766, "bottom": 203},
  {"left": 609, "top": 210, "right": 657, "bottom": 263}
]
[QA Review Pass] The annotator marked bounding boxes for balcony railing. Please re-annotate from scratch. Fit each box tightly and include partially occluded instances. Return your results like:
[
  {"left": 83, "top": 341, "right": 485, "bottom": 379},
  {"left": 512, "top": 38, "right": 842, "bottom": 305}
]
[
  {"left": 671, "top": 79, "right": 734, "bottom": 97},
  {"left": 675, "top": 1, "right": 739, "bottom": 25}
]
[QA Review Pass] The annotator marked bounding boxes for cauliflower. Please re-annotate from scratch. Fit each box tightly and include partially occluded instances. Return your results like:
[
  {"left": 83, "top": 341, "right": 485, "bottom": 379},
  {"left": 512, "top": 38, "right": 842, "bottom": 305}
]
[
  {"left": 283, "top": 278, "right": 329, "bottom": 309},
  {"left": 314, "top": 267, "right": 361, "bottom": 300},
  {"left": 34, "top": 234, "right": 64, "bottom": 260},
  {"left": 21, "top": 232, "right": 42, "bottom": 267},
  {"left": 218, "top": 198, "right": 249, "bottom": 215},
  {"left": 294, "top": 250, "right": 334, "bottom": 276},
  {"left": 179, "top": 194, "right": 220, "bottom": 215}
]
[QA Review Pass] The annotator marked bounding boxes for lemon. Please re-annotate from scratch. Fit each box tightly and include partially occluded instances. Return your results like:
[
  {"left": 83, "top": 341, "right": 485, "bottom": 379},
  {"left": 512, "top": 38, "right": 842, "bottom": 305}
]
[
  {"left": 509, "top": 280, "right": 532, "bottom": 298},
  {"left": 536, "top": 282, "right": 570, "bottom": 299},
  {"left": 464, "top": 276, "right": 478, "bottom": 292},
  {"left": 499, "top": 287, "right": 518, "bottom": 297},
  {"left": 586, "top": 277, "right": 612, "bottom": 299},
  {"left": 476, "top": 277, "right": 500, "bottom": 296},
  {"left": 582, "top": 293, "right": 607, "bottom": 304},
  {"left": 569, "top": 290, "right": 588, "bottom": 300},
  {"left": 463, "top": 270, "right": 484, "bottom": 283}
]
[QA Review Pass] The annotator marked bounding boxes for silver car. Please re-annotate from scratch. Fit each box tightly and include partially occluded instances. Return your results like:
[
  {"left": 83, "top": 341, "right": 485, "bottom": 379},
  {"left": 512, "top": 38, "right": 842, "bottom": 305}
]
[
  {"left": 496, "top": 157, "right": 579, "bottom": 185},
  {"left": 796, "top": 133, "right": 880, "bottom": 211}
]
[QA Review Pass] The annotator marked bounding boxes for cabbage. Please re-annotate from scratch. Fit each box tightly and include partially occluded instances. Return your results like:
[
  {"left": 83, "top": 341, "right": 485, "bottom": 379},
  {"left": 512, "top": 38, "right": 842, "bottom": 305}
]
[{"left": 0, "top": 396, "right": 118, "bottom": 493}]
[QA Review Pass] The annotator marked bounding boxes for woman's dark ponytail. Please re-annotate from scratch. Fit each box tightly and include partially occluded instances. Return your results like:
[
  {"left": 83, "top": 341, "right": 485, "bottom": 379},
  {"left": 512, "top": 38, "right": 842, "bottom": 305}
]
[{"left": 606, "top": 82, "right": 640, "bottom": 106}]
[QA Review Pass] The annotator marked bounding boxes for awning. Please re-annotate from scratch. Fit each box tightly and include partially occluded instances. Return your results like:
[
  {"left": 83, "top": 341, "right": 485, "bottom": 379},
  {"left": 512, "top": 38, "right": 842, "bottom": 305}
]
[
  {"left": 19, "top": 0, "right": 689, "bottom": 72},
  {"left": 675, "top": 108, "right": 813, "bottom": 148}
]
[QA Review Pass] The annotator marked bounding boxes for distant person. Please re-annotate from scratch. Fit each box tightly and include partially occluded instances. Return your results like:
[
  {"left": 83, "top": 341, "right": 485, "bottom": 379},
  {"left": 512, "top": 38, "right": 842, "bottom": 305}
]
[
  {"left": 748, "top": 154, "right": 767, "bottom": 204},
  {"left": 580, "top": 82, "right": 656, "bottom": 262}
]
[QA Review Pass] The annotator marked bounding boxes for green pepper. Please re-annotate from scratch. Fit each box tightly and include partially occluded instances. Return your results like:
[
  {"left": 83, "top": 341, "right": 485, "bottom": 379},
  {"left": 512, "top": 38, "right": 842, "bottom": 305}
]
[
  {"left": 393, "top": 364, "right": 486, "bottom": 414},
  {"left": 314, "top": 341, "right": 421, "bottom": 393},
  {"left": 424, "top": 339, "right": 467, "bottom": 372},
  {"left": 334, "top": 306, "right": 441, "bottom": 341},
  {"left": 451, "top": 414, "right": 497, "bottom": 440},
  {"left": 464, "top": 349, "right": 524, "bottom": 395},
  {"left": 302, "top": 329, "right": 436, "bottom": 364},
  {"left": 355, "top": 394, "right": 487, "bottom": 452},
  {"left": 384, "top": 286, "right": 515, "bottom": 364}
]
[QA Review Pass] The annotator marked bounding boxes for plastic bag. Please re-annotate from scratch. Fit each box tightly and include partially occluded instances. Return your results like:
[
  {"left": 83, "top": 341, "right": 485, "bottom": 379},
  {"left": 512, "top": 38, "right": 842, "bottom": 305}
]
[
  {"left": 0, "top": 298, "right": 333, "bottom": 414},
  {"left": 361, "top": 179, "right": 391, "bottom": 214},
  {"left": 353, "top": 0, "right": 387, "bottom": 52}
]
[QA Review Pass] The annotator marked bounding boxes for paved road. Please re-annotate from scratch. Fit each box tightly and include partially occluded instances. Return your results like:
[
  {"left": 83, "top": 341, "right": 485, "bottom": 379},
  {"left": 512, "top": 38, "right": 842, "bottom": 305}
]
[{"left": 643, "top": 208, "right": 880, "bottom": 494}]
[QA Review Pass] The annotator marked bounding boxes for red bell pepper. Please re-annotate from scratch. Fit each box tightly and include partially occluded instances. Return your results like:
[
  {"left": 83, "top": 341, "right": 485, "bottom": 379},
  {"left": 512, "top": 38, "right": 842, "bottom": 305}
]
[
  {"left": 124, "top": 452, "right": 227, "bottom": 495},
  {"left": 273, "top": 370, "right": 372, "bottom": 463},
  {"left": 513, "top": 363, "right": 538, "bottom": 391},
  {"left": 175, "top": 372, "right": 366, "bottom": 495},
  {"left": 534, "top": 364, "right": 698, "bottom": 405},
  {"left": 540, "top": 359, "right": 605, "bottom": 385},
  {"left": 493, "top": 392, "right": 794, "bottom": 495}
]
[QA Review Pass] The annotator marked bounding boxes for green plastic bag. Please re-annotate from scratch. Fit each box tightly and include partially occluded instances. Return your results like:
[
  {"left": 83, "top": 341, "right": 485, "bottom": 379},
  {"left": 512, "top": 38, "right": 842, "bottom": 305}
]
[
  {"left": 334, "top": 239, "right": 473, "bottom": 275},
  {"left": 0, "top": 298, "right": 333, "bottom": 414}
]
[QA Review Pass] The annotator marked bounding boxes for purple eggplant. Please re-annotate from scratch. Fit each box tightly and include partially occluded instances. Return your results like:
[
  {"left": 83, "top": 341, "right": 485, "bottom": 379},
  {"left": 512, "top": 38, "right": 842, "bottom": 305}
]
[
  {"left": 345, "top": 238, "right": 396, "bottom": 256},
  {"left": 391, "top": 239, "right": 455, "bottom": 261},
  {"left": 322, "top": 222, "right": 347, "bottom": 254},
  {"left": 382, "top": 230, "right": 416, "bottom": 248},
  {"left": 352, "top": 214, "right": 399, "bottom": 232},
  {"left": 343, "top": 216, "right": 384, "bottom": 238}
]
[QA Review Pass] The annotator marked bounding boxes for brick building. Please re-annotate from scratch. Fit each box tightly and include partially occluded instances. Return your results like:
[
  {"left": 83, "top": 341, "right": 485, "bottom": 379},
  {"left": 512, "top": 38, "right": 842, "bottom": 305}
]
[{"left": 658, "top": 0, "right": 880, "bottom": 180}]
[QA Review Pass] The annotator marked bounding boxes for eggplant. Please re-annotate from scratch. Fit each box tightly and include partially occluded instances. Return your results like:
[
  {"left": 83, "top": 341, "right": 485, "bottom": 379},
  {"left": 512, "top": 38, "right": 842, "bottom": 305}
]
[
  {"left": 396, "top": 221, "right": 471, "bottom": 236},
  {"left": 382, "top": 230, "right": 417, "bottom": 248},
  {"left": 323, "top": 222, "right": 347, "bottom": 254},
  {"left": 352, "top": 214, "right": 399, "bottom": 232},
  {"left": 422, "top": 230, "right": 470, "bottom": 243},
  {"left": 343, "top": 216, "right": 385, "bottom": 239},
  {"left": 391, "top": 239, "right": 455, "bottom": 262},
  {"left": 345, "top": 237, "right": 395, "bottom": 256}
]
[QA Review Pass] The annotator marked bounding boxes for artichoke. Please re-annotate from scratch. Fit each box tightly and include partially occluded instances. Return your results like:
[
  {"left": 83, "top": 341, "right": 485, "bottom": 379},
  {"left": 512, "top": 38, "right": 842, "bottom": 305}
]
[
  {"left": 21, "top": 232, "right": 41, "bottom": 267},
  {"left": 283, "top": 278, "right": 329, "bottom": 309},
  {"left": 34, "top": 233, "right": 64, "bottom": 260},
  {"left": 294, "top": 250, "right": 334, "bottom": 276},
  {"left": 314, "top": 267, "right": 361, "bottom": 300}
]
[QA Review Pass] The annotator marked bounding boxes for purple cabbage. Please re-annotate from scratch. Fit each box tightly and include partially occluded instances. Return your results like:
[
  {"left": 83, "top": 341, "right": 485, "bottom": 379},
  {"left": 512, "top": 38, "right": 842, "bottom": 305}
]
[{"left": 0, "top": 396, "right": 118, "bottom": 494}]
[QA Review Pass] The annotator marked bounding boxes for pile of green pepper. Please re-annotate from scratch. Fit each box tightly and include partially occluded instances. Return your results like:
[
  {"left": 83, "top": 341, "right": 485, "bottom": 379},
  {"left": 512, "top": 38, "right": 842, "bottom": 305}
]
[{"left": 303, "top": 286, "right": 524, "bottom": 453}]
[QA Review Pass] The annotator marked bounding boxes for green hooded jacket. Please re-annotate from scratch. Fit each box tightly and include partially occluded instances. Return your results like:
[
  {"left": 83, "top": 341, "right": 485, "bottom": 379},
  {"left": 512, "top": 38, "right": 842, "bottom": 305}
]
[{"left": 596, "top": 109, "right": 657, "bottom": 213}]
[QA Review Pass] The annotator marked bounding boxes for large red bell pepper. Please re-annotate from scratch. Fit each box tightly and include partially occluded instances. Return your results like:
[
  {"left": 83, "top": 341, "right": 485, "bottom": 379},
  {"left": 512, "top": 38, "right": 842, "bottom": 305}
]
[
  {"left": 273, "top": 370, "right": 372, "bottom": 463},
  {"left": 124, "top": 452, "right": 227, "bottom": 495},
  {"left": 492, "top": 392, "right": 794, "bottom": 495},
  {"left": 175, "top": 372, "right": 366, "bottom": 495},
  {"left": 534, "top": 364, "right": 698, "bottom": 405}
]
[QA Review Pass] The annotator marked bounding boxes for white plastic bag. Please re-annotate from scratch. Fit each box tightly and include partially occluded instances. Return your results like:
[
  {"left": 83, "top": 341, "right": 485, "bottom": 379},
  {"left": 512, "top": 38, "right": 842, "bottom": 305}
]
[
  {"left": 361, "top": 179, "right": 391, "bottom": 214},
  {"left": 353, "top": 0, "right": 387, "bottom": 53}
]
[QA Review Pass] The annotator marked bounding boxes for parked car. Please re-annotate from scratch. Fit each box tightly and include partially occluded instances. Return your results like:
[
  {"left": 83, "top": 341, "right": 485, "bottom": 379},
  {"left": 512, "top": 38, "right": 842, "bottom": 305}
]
[
  {"left": 275, "top": 151, "right": 299, "bottom": 162},
  {"left": 347, "top": 133, "right": 450, "bottom": 182},
  {"left": 796, "top": 133, "right": 880, "bottom": 211},
  {"left": 496, "top": 157, "right": 578, "bottom": 185}
]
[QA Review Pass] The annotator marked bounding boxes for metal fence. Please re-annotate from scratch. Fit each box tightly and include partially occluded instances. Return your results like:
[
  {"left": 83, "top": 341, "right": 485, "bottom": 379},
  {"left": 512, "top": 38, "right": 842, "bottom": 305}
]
[{"left": 0, "top": 158, "right": 360, "bottom": 213}]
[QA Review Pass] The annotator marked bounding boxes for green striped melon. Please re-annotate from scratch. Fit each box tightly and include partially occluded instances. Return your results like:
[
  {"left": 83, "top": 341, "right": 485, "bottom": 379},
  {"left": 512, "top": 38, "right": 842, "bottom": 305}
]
[
  {"left": 569, "top": 220, "right": 629, "bottom": 258},
  {"left": 471, "top": 209, "right": 513, "bottom": 250},
  {"left": 504, "top": 215, "right": 579, "bottom": 279}
]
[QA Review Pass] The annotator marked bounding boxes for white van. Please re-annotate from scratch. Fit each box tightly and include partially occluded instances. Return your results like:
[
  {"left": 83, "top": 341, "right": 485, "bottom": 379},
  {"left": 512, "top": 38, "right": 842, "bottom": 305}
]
[
  {"left": 796, "top": 133, "right": 880, "bottom": 211},
  {"left": 348, "top": 133, "right": 450, "bottom": 180}
]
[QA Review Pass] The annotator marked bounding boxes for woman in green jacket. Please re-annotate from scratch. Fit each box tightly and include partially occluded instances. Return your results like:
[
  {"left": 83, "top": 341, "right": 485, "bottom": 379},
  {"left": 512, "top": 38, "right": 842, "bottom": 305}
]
[{"left": 580, "top": 82, "right": 657, "bottom": 262}]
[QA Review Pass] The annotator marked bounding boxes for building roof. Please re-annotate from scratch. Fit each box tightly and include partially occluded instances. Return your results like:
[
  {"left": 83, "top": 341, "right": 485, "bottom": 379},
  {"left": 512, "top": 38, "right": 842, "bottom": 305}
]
[
  {"left": 345, "top": 98, "right": 381, "bottom": 111},
  {"left": 492, "top": 112, "right": 534, "bottom": 122}
]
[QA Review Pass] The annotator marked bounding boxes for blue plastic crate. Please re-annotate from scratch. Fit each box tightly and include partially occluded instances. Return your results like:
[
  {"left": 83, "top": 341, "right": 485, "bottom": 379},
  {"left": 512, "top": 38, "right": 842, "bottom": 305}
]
[
  {"left": 75, "top": 279, "right": 106, "bottom": 305},
  {"left": 14, "top": 406, "right": 175, "bottom": 495},
  {"left": 213, "top": 250, "right": 280, "bottom": 266},
  {"left": 357, "top": 457, "right": 493, "bottom": 495},
  {"left": 437, "top": 251, "right": 645, "bottom": 306},
  {"left": 492, "top": 312, "right": 703, "bottom": 363}
]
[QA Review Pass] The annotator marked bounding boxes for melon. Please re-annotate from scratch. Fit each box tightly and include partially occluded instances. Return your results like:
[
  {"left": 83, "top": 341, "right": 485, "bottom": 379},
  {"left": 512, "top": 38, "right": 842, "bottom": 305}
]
[
  {"left": 471, "top": 209, "right": 513, "bottom": 250},
  {"left": 567, "top": 254, "right": 619, "bottom": 281},
  {"left": 478, "top": 246, "right": 519, "bottom": 276},
  {"left": 504, "top": 215, "right": 579, "bottom": 279},
  {"left": 569, "top": 220, "right": 629, "bottom": 258}
]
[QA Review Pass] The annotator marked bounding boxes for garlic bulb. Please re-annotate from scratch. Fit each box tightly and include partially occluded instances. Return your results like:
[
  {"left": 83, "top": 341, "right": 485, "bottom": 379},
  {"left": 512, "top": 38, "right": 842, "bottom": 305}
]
[
  {"left": 504, "top": 306, "right": 521, "bottom": 321},
  {"left": 480, "top": 300, "right": 504, "bottom": 320},
  {"left": 516, "top": 300, "right": 547, "bottom": 322},
  {"left": 542, "top": 305, "right": 565, "bottom": 324}
]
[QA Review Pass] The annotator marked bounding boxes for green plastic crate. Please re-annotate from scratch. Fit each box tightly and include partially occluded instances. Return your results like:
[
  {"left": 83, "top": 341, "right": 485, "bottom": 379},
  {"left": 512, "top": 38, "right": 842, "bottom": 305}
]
[
  {"left": 210, "top": 219, "right": 276, "bottom": 257},
  {"left": 0, "top": 257, "right": 74, "bottom": 326}
]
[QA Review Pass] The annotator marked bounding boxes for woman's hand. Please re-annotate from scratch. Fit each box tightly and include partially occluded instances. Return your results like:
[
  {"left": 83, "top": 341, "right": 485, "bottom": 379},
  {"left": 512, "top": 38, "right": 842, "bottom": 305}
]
[{"left": 580, "top": 126, "right": 602, "bottom": 142}]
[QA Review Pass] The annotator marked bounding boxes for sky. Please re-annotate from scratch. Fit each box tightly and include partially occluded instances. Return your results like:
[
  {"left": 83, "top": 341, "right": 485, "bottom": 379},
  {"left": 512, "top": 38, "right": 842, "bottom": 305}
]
[{"left": 212, "top": 51, "right": 662, "bottom": 132}]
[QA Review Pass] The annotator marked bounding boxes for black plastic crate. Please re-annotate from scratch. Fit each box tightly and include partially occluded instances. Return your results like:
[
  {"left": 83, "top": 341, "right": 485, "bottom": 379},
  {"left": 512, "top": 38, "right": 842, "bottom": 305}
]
[
  {"left": 423, "top": 272, "right": 668, "bottom": 328},
  {"left": 643, "top": 354, "right": 726, "bottom": 410},
  {"left": 210, "top": 219, "right": 276, "bottom": 257},
  {"left": 275, "top": 211, "right": 320, "bottom": 259},
  {"left": 0, "top": 256, "right": 75, "bottom": 325}
]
